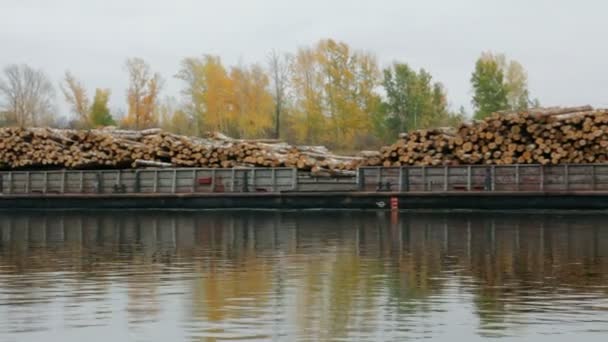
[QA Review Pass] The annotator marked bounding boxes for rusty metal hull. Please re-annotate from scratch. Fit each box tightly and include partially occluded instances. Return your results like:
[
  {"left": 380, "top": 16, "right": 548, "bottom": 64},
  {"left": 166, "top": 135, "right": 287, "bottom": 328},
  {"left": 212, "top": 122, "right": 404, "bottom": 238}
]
[{"left": 2, "top": 191, "right": 608, "bottom": 210}]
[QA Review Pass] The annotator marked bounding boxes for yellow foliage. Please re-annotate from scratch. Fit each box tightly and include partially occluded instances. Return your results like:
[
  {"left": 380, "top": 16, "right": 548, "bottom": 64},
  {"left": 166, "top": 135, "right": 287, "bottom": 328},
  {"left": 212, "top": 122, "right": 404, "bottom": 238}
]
[
  {"left": 290, "top": 47, "right": 326, "bottom": 144},
  {"left": 230, "top": 64, "right": 274, "bottom": 138},
  {"left": 123, "top": 58, "right": 162, "bottom": 129},
  {"left": 290, "top": 39, "right": 381, "bottom": 149},
  {"left": 60, "top": 71, "right": 90, "bottom": 127},
  {"left": 177, "top": 56, "right": 274, "bottom": 138},
  {"left": 172, "top": 41, "right": 383, "bottom": 146}
]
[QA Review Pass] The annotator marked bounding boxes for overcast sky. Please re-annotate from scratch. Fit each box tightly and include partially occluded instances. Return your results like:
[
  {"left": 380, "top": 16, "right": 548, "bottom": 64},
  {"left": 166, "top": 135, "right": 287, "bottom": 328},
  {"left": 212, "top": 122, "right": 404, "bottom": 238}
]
[{"left": 1, "top": 0, "right": 607, "bottom": 117}]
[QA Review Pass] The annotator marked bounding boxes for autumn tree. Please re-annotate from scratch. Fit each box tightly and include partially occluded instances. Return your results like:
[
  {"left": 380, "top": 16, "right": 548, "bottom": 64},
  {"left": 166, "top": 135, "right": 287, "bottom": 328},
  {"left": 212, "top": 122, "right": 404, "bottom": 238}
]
[
  {"left": 230, "top": 63, "right": 274, "bottom": 138},
  {"left": 316, "top": 39, "right": 379, "bottom": 148},
  {"left": 124, "top": 58, "right": 162, "bottom": 129},
  {"left": 290, "top": 46, "right": 325, "bottom": 145},
  {"left": 90, "top": 88, "right": 115, "bottom": 127},
  {"left": 158, "top": 96, "right": 192, "bottom": 135},
  {"left": 471, "top": 52, "right": 534, "bottom": 119},
  {"left": 502, "top": 60, "right": 530, "bottom": 111},
  {"left": 176, "top": 55, "right": 233, "bottom": 135},
  {"left": 268, "top": 50, "right": 291, "bottom": 139},
  {"left": 290, "top": 39, "right": 381, "bottom": 149},
  {"left": 0, "top": 64, "right": 55, "bottom": 126},
  {"left": 381, "top": 63, "right": 452, "bottom": 138},
  {"left": 60, "top": 71, "right": 90, "bottom": 127}
]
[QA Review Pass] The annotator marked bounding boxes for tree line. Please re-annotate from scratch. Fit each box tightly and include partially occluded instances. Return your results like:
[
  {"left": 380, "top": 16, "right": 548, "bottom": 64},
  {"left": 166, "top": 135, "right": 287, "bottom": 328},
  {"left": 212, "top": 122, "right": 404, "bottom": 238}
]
[{"left": 0, "top": 39, "right": 537, "bottom": 149}]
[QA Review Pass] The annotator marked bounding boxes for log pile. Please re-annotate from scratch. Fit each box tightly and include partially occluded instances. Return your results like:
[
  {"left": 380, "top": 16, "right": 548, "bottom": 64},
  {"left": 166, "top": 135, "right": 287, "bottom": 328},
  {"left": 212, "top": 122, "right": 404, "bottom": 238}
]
[
  {"left": 365, "top": 106, "right": 608, "bottom": 167},
  {"left": 3, "top": 106, "right": 606, "bottom": 175},
  {"left": 0, "top": 127, "right": 359, "bottom": 175}
]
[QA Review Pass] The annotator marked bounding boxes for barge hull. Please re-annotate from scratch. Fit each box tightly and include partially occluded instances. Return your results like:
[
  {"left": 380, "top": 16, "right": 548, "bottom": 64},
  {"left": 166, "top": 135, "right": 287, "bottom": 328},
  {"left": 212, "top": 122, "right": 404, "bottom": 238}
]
[{"left": 2, "top": 192, "right": 608, "bottom": 210}]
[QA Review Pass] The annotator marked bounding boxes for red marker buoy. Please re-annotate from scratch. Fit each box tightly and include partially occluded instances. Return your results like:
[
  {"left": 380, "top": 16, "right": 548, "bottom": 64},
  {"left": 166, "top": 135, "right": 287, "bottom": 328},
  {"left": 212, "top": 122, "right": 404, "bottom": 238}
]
[{"left": 390, "top": 197, "right": 398, "bottom": 211}]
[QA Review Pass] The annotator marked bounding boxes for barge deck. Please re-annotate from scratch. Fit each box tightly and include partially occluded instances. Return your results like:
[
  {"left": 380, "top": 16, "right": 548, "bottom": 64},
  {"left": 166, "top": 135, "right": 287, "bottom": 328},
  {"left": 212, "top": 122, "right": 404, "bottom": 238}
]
[{"left": 2, "top": 164, "right": 608, "bottom": 210}]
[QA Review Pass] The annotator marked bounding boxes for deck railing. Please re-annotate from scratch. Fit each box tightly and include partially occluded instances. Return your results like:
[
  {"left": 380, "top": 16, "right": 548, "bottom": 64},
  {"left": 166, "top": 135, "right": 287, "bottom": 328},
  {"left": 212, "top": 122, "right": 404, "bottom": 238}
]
[
  {"left": 3, "top": 164, "right": 608, "bottom": 195},
  {"left": 357, "top": 164, "right": 608, "bottom": 192},
  {"left": 0, "top": 168, "right": 297, "bottom": 195}
]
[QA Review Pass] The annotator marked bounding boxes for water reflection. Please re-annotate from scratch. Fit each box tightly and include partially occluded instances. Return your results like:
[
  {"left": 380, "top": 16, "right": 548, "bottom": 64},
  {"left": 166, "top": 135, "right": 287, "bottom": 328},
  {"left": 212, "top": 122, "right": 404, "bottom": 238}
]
[{"left": 1, "top": 211, "right": 608, "bottom": 341}]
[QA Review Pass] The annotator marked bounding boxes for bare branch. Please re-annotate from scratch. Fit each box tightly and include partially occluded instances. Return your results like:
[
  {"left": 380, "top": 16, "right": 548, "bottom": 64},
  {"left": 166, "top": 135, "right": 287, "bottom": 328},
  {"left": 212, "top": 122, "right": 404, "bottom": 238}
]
[{"left": 0, "top": 64, "right": 55, "bottom": 126}]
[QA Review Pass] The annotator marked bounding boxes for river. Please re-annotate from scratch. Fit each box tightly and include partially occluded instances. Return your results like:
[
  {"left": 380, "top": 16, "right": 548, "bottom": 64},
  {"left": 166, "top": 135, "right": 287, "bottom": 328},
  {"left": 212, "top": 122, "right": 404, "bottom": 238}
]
[{"left": 1, "top": 210, "right": 607, "bottom": 341}]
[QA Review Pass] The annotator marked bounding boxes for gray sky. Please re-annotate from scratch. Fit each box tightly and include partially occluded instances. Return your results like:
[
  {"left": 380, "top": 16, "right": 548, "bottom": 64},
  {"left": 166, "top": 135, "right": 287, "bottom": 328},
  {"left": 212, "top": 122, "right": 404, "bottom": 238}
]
[{"left": 1, "top": 0, "right": 607, "bottom": 117}]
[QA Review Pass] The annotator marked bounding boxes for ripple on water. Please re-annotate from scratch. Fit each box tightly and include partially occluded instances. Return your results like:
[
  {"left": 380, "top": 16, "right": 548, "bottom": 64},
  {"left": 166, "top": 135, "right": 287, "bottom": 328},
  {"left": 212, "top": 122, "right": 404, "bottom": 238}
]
[{"left": 2, "top": 211, "right": 608, "bottom": 341}]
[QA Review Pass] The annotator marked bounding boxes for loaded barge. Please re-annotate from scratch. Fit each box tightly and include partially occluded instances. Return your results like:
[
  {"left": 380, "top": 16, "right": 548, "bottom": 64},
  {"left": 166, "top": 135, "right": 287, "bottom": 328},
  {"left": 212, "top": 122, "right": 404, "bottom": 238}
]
[{"left": 1, "top": 164, "right": 608, "bottom": 210}]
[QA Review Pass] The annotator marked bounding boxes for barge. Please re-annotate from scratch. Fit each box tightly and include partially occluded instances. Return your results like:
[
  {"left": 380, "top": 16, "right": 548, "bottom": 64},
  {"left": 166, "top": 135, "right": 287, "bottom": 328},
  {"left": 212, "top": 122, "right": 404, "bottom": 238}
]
[{"left": 1, "top": 164, "right": 608, "bottom": 210}]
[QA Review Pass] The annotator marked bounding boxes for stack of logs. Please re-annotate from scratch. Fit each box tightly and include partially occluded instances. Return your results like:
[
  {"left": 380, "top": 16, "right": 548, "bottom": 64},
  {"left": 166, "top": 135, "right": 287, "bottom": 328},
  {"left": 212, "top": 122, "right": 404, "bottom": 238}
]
[
  {"left": 0, "top": 128, "right": 360, "bottom": 176},
  {"left": 365, "top": 106, "right": 608, "bottom": 167},
  {"left": 2, "top": 106, "right": 607, "bottom": 175}
]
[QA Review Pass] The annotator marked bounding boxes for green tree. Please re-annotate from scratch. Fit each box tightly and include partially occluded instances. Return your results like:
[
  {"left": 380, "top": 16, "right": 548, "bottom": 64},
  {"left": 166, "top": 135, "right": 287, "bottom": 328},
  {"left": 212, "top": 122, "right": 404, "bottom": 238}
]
[
  {"left": 89, "top": 88, "right": 115, "bottom": 126},
  {"left": 381, "top": 63, "right": 451, "bottom": 138},
  {"left": 471, "top": 55, "right": 508, "bottom": 119},
  {"left": 471, "top": 52, "right": 534, "bottom": 119}
]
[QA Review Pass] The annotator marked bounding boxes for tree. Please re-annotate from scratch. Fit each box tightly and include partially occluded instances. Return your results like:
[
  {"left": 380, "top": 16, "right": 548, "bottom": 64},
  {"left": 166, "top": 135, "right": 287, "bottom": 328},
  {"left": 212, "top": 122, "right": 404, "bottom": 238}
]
[
  {"left": 290, "top": 46, "right": 325, "bottom": 145},
  {"left": 290, "top": 39, "right": 381, "bottom": 149},
  {"left": 381, "top": 63, "right": 451, "bottom": 138},
  {"left": 503, "top": 59, "right": 530, "bottom": 111},
  {"left": 0, "top": 64, "right": 55, "bottom": 126},
  {"left": 60, "top": 71, "right": 90, "bottom": 127},
  {"left": 230, "top": 63, "right": 274, "bottom": 138},
  {"left": 471, "top": 55, "right": 508, "bottom": 119},
  {"left": 124, "top": 58, "right": 162, "bottom": 129},
  {"left": 268, "top": 50, "right": 291, "bottom": 139},
  {"left": 89, "top": 88, "right": 115, "bottom": 126},
  {"left": 176, "top": 55, "right": 233, "bottom": 136},
  {"left": 158, "top": 96, "right": 192, "bottom": 135},
  {"left": 471, "top": 52, "right": 534, "bottom": 119}
]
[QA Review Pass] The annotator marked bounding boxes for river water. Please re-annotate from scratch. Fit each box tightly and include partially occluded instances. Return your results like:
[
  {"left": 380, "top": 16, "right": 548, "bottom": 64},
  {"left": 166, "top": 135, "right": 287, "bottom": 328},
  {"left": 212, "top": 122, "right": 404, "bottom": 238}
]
[{"left": 0, "top": 210, "right": 607, "bottom": 341}]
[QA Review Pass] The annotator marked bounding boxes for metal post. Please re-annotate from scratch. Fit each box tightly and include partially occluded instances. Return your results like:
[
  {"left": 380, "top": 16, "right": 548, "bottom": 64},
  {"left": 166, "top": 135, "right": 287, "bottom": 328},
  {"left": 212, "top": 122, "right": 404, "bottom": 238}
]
[
  {"left": 211, "top": 169, "right": 216, "bottom": 192},
  {"left": 61, "top": 170, "right": 66, "bottom": 193},
  {"left": 25, "top": 171, "right": 30, "bottom": 193},
  {"left": 172, "top": 169, "right": 177, "bottom": 193},
  {"left": 564, "top": 164, "right": 569, "bottom": 191},
  {"left": 96, "top": 172, "right": 103, "bottom": 193},
  {"left": 515, "top": 165, "right": 520, "bottom": 191},
  {"left": 292, "top": 168, "right": 298, "bottom": 191},
  {"left": 251, "top": 168, "right": 256, "bottom": 190},
  {"left": 403, "top": 167, "right": 409, "bottom": 192},
  {"left": 271, "top": 168, "right": 276, "bottom": 192},
  {"left": 357, "top": 168, "right": 365, "bottom": 191},
  {"left": 491, "top": 165, "right": 496, "bottom": 191},
  {"left": 134, "top": 171, "right": 140, "bottom": 193},
  {"left": 231, "top": 168, "right": 236, "bottom": 192},
  {"left": 443, "top": 166, "right": 448, "bottom": 191},
  {"left": 43, "top": 171, "right": 48, "bottom": 194},
  {"left": 377, "top": 168, "right": 382, "bottom": 191},
  {"left": 153, "top": 170, "right": 158, "bottom": 193},
  {"left": 422, "top": 166, "right": 427, "bottom": 191},
  {"left": 79, "top": 172, "right": 84, "bottom": 193},
  {"left": 398, "top": 167, "right": 403, "bottom": 192},
  {"left": 191, "top": 170, "right": 196, "bottom": 193},
  {"left": 7, "top": 172, "right": 12, "bottom": 194},
  {"left": 591, "top": 165, "right": 596, "bottom": 190},
  {"left": 242, "top": 170, "right": 249, "bottom": 192},
  {"left": 540, "top": 165, "right": 544, "bottom": 191},
  {"left": 466, "top": 166, "right": 471, "bottom": 191}
]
